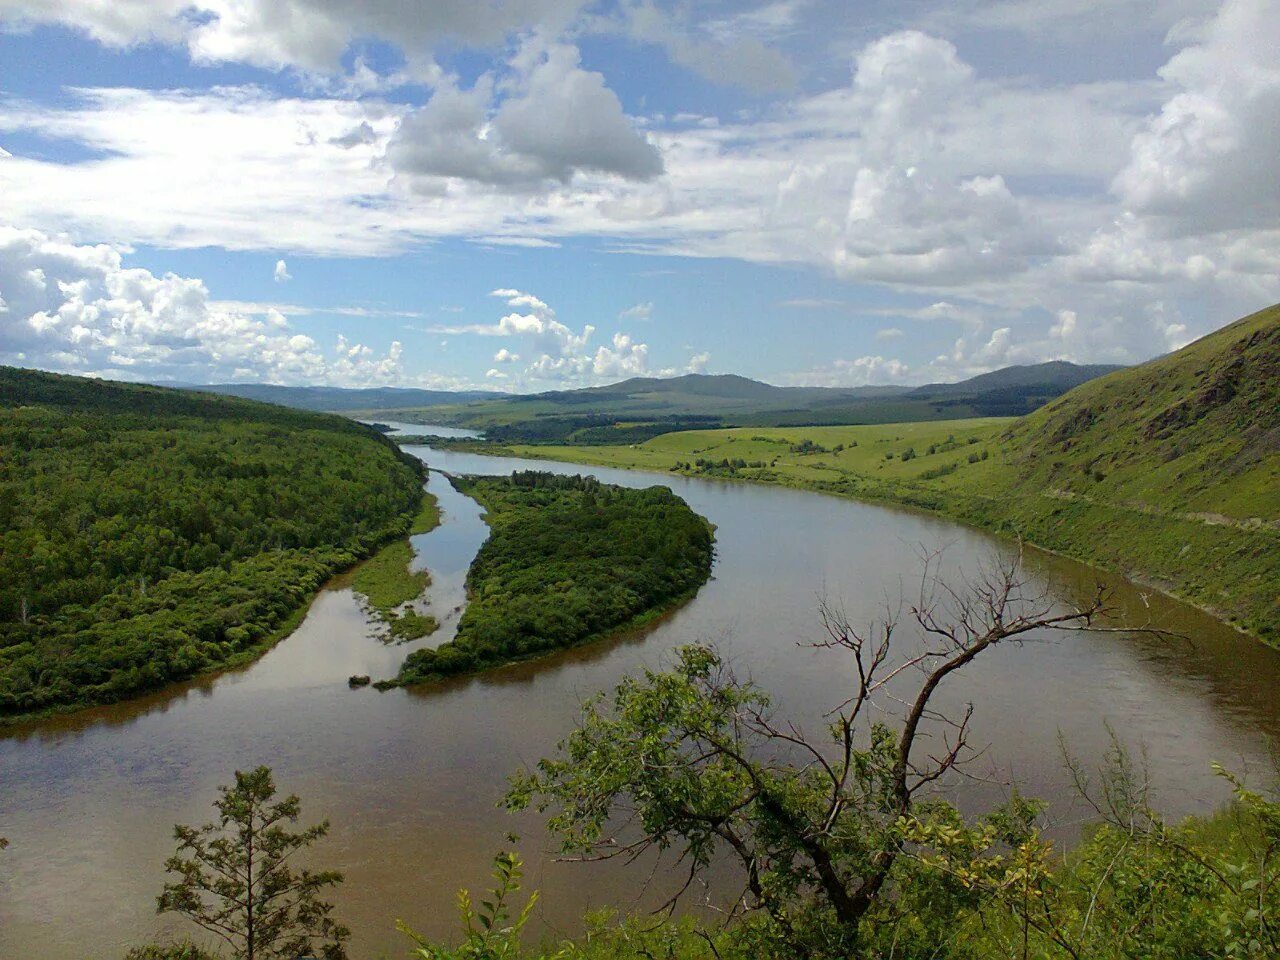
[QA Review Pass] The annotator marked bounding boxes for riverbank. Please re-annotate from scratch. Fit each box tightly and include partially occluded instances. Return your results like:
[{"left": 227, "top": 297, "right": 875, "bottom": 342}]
[
  {"left": 418, "top": 415, "right": 1275, "bottom": 646},
  {"left": 352, "top": 494, "right": 443, "bottom": 641}
]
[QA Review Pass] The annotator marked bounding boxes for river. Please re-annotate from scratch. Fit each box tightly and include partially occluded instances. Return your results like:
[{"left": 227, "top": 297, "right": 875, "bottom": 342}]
[{"left": 2, "top": 427, "right": 1278, "bottom": 958}]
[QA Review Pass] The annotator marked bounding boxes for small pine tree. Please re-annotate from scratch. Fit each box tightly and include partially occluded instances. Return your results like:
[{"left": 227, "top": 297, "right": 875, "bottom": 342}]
[{"left": 157, "top": 766, "right": 349, "bottom": 960}]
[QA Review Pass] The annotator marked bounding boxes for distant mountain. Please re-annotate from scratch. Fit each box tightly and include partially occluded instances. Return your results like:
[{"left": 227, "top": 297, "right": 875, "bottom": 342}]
[
  {"left": 387, "top": 361, "right": 1124, "bottom": 442},
  {"left": 186, "top": 383, "right": 500, "bottom": 412},
  {"left": 581, "top": 373, "right": 910, "bottom": 402},
  {"left": 910, "top": 361, "right": 1125, "bottom": 397}
]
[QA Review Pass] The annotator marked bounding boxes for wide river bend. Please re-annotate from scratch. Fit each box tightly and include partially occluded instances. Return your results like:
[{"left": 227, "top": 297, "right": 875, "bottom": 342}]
[{"left": 2, "top": 427, "right": 1278, "bottom": 958}]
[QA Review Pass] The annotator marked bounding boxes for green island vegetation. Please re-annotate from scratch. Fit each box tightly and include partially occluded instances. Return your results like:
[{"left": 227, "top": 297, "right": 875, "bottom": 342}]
[
  {"left": 0, "top": 366, "right": 428, "bottom": 720},
  {"left": 380, "top": 471, "right": 714, "bottom": 687},
  {"left": 454, "top": 305, "right": 1280, "bottom": 644},
  {"left": 351, "top": 495, "right": 442, "bottom": 641},
  {"left": 127, "top": 555, "right": 1280, "bottom": 959}
]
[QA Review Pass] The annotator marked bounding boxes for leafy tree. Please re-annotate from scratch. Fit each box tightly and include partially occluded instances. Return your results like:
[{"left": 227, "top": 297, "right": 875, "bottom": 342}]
[
  {"left": 509, "top": 553, "right": 1156, "bottom": 957},
  {"left": 157, "top": 766, "right": 349, "bottom": 960}
]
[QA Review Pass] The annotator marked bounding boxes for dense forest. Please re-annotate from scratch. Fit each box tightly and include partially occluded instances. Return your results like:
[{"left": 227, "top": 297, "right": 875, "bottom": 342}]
[
  {"left": 385, "top": 472, "right": 713, "bottom": 685},
  {"left": 0, "top": 367, "right": 426, "bottom": 718}
]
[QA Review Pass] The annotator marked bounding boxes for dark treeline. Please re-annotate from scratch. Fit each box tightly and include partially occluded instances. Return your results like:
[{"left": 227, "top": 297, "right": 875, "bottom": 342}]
[
  {"left": 481, "top": 415, "right": 724, "bottom": 445},
  {"left": 386, "top": 472, "right": 713, "bottom": 685},
  {"left": 0, "top": 367, "right": 426, "bottom": 718}
]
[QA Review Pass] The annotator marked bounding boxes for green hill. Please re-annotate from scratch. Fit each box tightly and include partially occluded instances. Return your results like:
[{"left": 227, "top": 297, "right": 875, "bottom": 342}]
[
  {"left": 188, "top": 382, "right": 499, "bottom": 412},
  {"left": 0, "top": 367, "right": 427, "bottom": 719}
]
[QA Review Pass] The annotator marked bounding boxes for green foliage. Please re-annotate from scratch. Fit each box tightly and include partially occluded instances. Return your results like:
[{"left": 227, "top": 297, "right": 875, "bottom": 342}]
[
  {"left": 123, "top": 941, "right": 222, "bottom": 960},
  {"left": 505, "top": 639, "right": 1280, "bottom": 960},
  {"left": 389, "top": 609, "right": 440, "bottom": 641},
  {"left": 158, "top": 766, "right": 349, "bottom": 960},
  {"left": 0, "top": 366, "right": 426, "bottom": 717},
  {"left": 399, "top": 852, "right": 540, "bottom": 960},
  {"left": 350, "top": 493, "right": 441, "bottom": 641},
  {"left": 388, "top": 473, "right": 713, "bottom": 685}
]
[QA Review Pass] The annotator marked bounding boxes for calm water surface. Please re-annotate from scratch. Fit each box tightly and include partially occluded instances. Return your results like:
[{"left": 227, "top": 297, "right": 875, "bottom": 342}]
[{"left": 2, "top": 431, "right": 1278, "bottom": 958}]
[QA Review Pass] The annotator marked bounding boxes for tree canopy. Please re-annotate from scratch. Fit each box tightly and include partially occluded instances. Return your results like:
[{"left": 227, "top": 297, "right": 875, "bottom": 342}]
[
  {"left": 0, "top": 366, "right": 426, "bottom": 718},
  {"left": 388, "top": 472, "right": 713, "bottom": 685}
]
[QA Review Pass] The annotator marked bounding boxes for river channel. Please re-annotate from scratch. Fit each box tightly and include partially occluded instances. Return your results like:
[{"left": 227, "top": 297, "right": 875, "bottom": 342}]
[{"left": 2, "top": 425, "right": 1277, "bottom": 958}]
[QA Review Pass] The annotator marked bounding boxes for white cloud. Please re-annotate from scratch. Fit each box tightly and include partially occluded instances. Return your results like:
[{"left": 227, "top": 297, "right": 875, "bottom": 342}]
[
  {"left": 618, "top": 301, "right": 653, "bottom": 320},
  {"left": 390, "top": 40, "right": 663, "bottom": 191},
  {"left": 1113, "top": 0, "right": 1280, "bottom": 235},
  {"left": 0, "top": 2, "right": 1276, "bottom": 376},
  {"left": 273, "top": 258, "right": 291, "bottom": 282},
  {"left": 0, "top": 226, "right": 409, "bottom": 385},
  {"left": 0, "top": 0, "right": 589, "bottom": 74},
  {"left": 431, "top": 287, "right": 710, "bottom": 387},
  {"left": 782, "top": 354, "right": 912, "bottom": 387},
  {"left": 620, "top": 0, "right": 798, "bottom": 92}
]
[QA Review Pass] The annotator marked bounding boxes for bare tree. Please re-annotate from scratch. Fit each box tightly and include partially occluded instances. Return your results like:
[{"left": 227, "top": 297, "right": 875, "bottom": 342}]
[{"left": 508, "top": 550, "right": 1149, "bottom": 956}]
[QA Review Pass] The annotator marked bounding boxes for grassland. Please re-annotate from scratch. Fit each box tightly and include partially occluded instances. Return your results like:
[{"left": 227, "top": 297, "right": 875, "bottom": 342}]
[
  {"left": 351, "top": 495, "right": 442, "bottom": 641},
  {"left": 462, "top": 305, "right": 1279, "bottom": 644}
]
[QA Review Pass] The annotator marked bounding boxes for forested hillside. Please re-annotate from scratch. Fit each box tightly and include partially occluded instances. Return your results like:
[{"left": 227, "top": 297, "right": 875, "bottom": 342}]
[
  {"left": 385, "top": 472, "right": 713, "bottom": 686},
  {"left": 0, "top": 367, "right": 426, "bottom": 718}
]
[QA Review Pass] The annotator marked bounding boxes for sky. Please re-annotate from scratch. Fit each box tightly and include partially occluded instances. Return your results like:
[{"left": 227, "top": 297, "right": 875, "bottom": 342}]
[{"left": 0, "top": 0, "right": 1277, "bottom": 392}]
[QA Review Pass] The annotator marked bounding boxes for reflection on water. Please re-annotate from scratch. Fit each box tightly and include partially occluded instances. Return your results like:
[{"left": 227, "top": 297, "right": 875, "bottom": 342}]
[{"left": 2, "top": 431, "right": 1278, "bottom": 959}]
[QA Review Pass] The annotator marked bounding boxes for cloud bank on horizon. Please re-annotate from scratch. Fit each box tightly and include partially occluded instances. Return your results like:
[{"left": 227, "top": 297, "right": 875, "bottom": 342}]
[{"left": 0, "top": 0, "right": 1277, "bottom": 390}]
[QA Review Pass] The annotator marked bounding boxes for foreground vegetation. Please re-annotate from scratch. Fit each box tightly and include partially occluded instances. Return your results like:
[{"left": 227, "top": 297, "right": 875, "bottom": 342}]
[
  {"left": 351, "top": 495, "right": 442, "bottom": 641},
  {"left": 382, "top": 472, "right": 713, "bottom": 686},
  {"left": 464, "top": 305, "right": 1280, "bottom": 643},
  {"left": 0, "top": 367, "right": 427, "bottom": 719},
  {"left": 128, "top": 558, "right": 1280, "bottom": 960}
]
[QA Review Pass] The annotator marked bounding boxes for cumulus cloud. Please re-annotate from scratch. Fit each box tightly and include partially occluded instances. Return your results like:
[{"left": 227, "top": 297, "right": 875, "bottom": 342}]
[
  {"left": 0, "top": 227, "right": 406, "bottom": 385},
  {"left": 430, "top": 287, "right": 705, "bottom": 387},
  {"left": 2, "top": 2, "right": 1276, "bottom": 378},
  {"left": 0, "top": 0, "right": 589, "bottom": 74},
  {"left": 1113, "top": 0, "right": 1280, "bottom": 235},
  {"left": 273, "top": 259, "right": 291, "bottom": 282},
  {"left": 390, "top": 42, "right": 662, "bottom": 191}
]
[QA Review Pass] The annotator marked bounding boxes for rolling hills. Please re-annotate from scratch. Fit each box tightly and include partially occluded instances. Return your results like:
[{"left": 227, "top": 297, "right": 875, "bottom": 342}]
[
  {"left": 187, "top": 382, "right": 499, "bottom": 412},
  {"left": 478, "top": 305, "right": 1279, "bottom": 642},
  {"left": 366, "top": 361, "right": 1123, "bottom": 443}
]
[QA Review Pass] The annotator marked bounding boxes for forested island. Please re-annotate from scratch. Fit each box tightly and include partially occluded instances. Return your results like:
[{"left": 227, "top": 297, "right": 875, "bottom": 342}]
[
  {"left": 382, "top": 471, "right": 714, "bottom": 686},
  {"left": 0, "top": 367, "right": 428, "bottom": 720}
]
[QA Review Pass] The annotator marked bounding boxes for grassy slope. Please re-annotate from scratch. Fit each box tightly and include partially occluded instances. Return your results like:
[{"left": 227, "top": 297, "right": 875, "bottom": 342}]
[
  {"left": 487, "top": 306, "right": 1279, "bottom": 642},
  {"left": 351, "top": 495, "right": 442, "bottom": 640}
]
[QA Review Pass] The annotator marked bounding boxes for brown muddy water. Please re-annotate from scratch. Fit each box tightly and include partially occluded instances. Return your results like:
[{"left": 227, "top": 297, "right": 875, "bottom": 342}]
[{"left": 2, "top": 430, "right": 1278, "bottom": 958}]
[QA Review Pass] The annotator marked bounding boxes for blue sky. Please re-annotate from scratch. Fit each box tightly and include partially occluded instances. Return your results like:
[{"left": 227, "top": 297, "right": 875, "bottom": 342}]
[{"left": 1, "top": 0, "right": 1277, "bottom": 391}]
